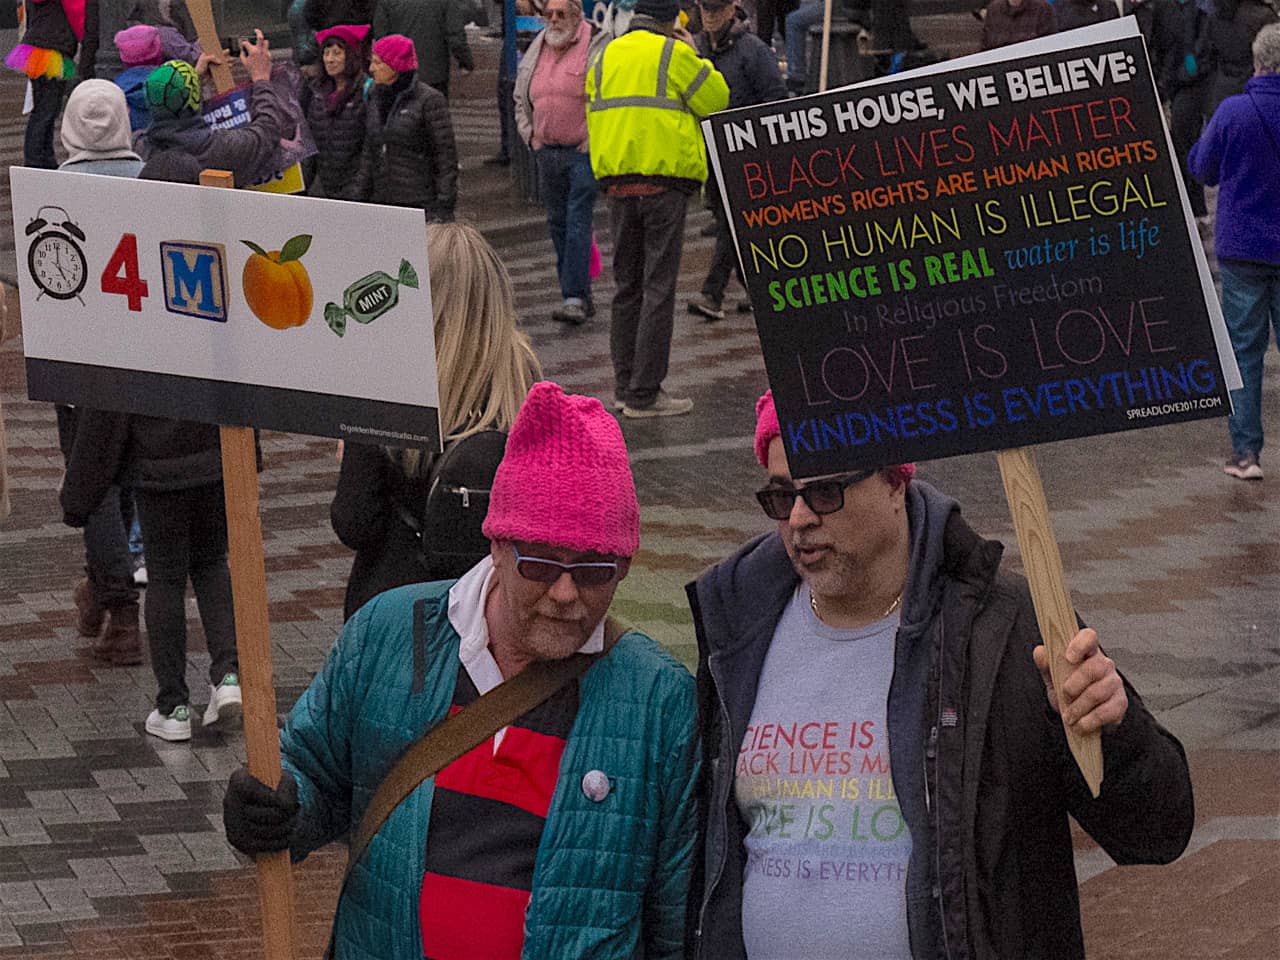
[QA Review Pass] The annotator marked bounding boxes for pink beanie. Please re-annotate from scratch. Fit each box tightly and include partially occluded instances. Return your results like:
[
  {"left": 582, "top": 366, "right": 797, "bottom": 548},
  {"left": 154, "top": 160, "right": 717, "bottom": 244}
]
[
  {"left": 372, "top": 34, "right": 418, "bottom": 73},
  {"left": 483, "top": 382, "right": 640, "bottom": 557},
  {"left": 316, "top": 23, "right": 370, "bottom": 50},
  {"left": 115, "top": 24, "right": 163, "bottom": 67},
  {"left": 754, "top": 389, "right": 916, "bottom": 486}
]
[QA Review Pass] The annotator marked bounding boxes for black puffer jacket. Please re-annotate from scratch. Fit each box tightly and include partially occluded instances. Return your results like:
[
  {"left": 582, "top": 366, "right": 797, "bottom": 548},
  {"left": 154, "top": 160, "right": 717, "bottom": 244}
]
[
  {"left": 304, "top": 74, "right": 368, "bottom": 198},
  {"left": 350, "top": 73, "right": 458, "bottom": 219},
  {"left": 1053, "top": 0, "right": 1120, "bottom": 32},
  {"left": 61, "top": 412, "right": 222, "bottom": 527},
  {"left": 1146, "top": 0, "right": 1207, "bottom": 99}
]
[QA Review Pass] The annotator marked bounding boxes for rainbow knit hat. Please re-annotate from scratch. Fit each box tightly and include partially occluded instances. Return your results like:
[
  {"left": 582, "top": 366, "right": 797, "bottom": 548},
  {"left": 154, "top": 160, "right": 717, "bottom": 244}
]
[{"left": 483, "top": 381, "right": 640, "bottom": 557}]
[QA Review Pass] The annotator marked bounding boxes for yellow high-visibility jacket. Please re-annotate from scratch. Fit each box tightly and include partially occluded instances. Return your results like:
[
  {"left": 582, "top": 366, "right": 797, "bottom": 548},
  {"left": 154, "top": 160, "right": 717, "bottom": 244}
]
[{"left": 585, "top": 27, "right": 729, "bottom": 188}]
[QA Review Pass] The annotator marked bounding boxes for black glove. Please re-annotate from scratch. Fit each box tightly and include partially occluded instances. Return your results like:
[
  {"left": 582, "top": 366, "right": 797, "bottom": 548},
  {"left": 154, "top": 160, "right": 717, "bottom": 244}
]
[{"left": 224, "top": 767, "right": 299, "bottom": 855}]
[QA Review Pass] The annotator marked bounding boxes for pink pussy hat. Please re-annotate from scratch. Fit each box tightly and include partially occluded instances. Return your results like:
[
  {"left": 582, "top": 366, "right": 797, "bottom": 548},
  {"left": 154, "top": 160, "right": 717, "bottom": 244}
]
[
  {"left": 483, "top": 381, "right": 640, "bottom": 557},
  {"left": 754, "top": 389, "right": 917, "bottom": 486},
  {"left": 115, "top": 24, "right": 163, "bottom": 67},
  {"left": 372, "top": 34, "right": 417, "bottom": 73},
  {"left": 316, "top": 23, "right": 370, "bottom": 49}
]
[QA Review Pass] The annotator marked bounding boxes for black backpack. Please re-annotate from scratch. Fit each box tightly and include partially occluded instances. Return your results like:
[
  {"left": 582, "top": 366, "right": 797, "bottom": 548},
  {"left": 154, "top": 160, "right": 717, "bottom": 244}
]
[{"left": 409, "top": 430, "right": 508, "bottom": 580}]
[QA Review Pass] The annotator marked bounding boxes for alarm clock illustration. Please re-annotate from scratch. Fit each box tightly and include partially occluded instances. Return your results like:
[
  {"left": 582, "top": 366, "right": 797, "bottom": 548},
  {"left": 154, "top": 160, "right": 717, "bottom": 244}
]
[{"left": 25, "top": 205, "right": 88, "bottom": 303}]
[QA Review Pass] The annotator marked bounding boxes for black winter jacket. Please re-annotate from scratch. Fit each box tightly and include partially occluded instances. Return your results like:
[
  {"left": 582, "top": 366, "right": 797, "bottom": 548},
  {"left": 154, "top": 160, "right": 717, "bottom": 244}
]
[
  {"left": 1203, "top": 0, "right": 1279, "bottom": 111},
  {"left": 61, "top": 412, "right": 222, "bottom": 526},
  {"left": 303, "top": 74, "right": 368, "bottom": 198},
  {"left": 695, "top": 19, "right": 787, "bottom": 111},
  {"left": 688, "top": 481, "right": 1194, "bottom": 960},
  {"left": 373, "top": 0, "right": 473, "bottom": 89},
  {"left": 22, "top": 0, "right": 78, "bottom": 57},
  {"left": 350, "top": 74, "right": 458, "bottom": 218},
  {"left": 1146, "top": 0, "right": 1207, "bottom": 99},
  {"left": 330, "top": 442, "right": 433, "bottom": 621},
  {"left": 1053, "top": 0, "right": 1120, "bottom": 32}
]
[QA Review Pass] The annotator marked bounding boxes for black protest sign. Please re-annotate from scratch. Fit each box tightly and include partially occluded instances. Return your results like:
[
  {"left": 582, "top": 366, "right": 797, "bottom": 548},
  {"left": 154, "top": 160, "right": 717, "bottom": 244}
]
[{"left": 705, "top": 36, "right": 1231, "bottom": 479}]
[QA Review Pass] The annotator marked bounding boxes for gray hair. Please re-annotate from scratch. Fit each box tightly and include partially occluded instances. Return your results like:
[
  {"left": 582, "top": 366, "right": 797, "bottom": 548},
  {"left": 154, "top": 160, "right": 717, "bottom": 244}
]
[
  {"left": 1255, "top": 23, "right": 1280, "bottom": 75},
  {"left": 544, "top": 0, "right": 585, "bottom": 13}
]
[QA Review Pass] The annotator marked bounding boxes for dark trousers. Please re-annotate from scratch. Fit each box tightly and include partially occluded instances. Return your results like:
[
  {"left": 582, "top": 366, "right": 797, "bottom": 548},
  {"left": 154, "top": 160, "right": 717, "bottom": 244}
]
[
  {"left": 134, "top": 484, "right": 238, "bottom": 714},
  {"left": 538, "top": 146, "right": 598, "bottom": 303},
  {"left": 25, "top": 77, "right": 66, "bottom": 169},
  {"left": 1170, "top": 84, "right": 1207, "bottom": 218},
  {"left": 702, "top": 176, "right": 743, "bottom": 305},
  {"left": 85, "top": 486, "right": 139, "bottom": 609},
  {"left": 609, "top": 189, "right": 688, "bottom": 407},
  {"left": 756, "top": 0, "right": 800, "bottom": 44}
]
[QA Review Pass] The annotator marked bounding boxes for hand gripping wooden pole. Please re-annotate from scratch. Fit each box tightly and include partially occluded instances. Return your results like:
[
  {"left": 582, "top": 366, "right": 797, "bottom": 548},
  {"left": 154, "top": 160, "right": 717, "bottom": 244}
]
[
  {"left": 996, "top": 447, "right": 1104, "bottom": 798},
  {"left": 188, "top": 0, "right": 236, "bottom": 93},
  {"left": 201, "top": 168, "right": 298, "bottom": 959}
]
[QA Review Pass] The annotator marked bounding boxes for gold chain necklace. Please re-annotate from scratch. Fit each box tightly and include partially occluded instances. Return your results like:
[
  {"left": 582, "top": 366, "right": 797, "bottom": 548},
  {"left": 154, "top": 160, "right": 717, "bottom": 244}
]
[{"left": 810, "top": 589, "right": 902, "bottom": 625}]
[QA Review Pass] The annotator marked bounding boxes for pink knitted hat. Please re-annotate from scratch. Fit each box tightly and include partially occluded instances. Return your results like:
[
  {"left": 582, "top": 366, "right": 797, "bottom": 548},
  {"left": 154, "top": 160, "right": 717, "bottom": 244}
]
[
  {"left": 316, "top": 23, "right": 370, "bottom": 50},
  {"left": 754, "top": 389, "right": 916, "bottom": 486},
  {"left": 483, "top": 381, "right": 640, "bottom": 556},
  {"left": 372, "top": 34, "right": 417, "bottom": 73},
  {"left": 115, "top": 25, "right": 163, "bottom": 67}
]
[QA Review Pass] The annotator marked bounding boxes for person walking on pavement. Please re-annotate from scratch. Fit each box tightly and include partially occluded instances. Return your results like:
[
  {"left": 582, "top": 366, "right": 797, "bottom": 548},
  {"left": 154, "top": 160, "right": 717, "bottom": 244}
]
[
  {"left": 1203, "top": 0, "right": 1279, "bottom": 113},
  {"left": 1148, "top": 0, "right": 1212, "bottom": 221},
  {"left": 1189, "top": 23, "right": 1280, "bottom": 480},
  {"left": 6, "top": 0, "right": 84, "bottom": 169},
  {"left": 303, "top": 23, "right": 370, "bottom": 199},
  {"left": 332, "top": 222, "right": 542, "bottom": 620},
  {"left": 586, "top": 0, "right": 729, "bottom": 417},
  {"left": 350, "top": 34, "right": 459, "bottom": 221},
  {"left": 687, "top": 389, "right": 1195, "bottom": 959},
  {"left": 54, "top": 79, "right": 144, "bottom": 667},
  {"left": 514, "top": 0, "right": 606, "bottom": 325},
  {"left": 373, "top": 0, "right": 474, "bottom": 97},
  {"left": 689, "top": 0, "right": 784, "bottom": 322},
  {"left": 223, "top": 381, "right": 698, "bottom": 959}
]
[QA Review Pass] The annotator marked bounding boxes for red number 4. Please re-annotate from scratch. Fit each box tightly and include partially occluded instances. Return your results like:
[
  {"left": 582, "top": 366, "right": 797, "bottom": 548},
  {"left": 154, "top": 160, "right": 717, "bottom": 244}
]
[{"left": 101, "top": 233, "right": 149, "bottom": 311}]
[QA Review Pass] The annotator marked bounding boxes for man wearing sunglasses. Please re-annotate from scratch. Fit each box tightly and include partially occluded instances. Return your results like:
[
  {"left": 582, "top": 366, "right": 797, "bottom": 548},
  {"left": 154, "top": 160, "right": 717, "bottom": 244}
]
[
  {"left": 223, "top": 382, "right": 698, "bottom": 959},
  {"left": 686, "top": 389, "right": 1193, "bottom": 959}
]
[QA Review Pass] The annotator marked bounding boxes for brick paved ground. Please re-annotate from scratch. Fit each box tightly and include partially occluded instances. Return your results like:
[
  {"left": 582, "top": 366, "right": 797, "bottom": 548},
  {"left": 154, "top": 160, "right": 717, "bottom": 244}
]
[{"left": 1, "top": 22, "right": 1278, "bottom": 959}]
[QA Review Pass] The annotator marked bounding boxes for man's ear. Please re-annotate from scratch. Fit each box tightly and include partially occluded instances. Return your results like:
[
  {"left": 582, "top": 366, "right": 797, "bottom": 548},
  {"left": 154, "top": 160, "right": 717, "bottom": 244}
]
[{"left": 615, "top": 557, "right": 633, "bottom": 582}]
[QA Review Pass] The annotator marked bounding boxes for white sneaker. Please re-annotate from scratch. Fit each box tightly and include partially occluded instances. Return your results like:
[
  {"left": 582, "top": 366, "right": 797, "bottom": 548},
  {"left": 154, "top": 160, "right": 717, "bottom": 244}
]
[
  {"left": 622, "top": 391, "right": 694, "bottom": 418},
  {"left": 146, "top": 705, "right": 192, "bottom": 742},
  {"left": 204, "top": 673, "right": 243, "bottom": 726}
]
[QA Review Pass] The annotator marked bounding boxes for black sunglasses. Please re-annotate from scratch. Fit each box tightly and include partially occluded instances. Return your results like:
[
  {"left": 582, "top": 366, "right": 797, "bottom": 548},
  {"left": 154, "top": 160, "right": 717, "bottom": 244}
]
[
  {"left": 755, "top": 470, "right": 876, "bottom": 520},
  {"left": 511, "top": 544, "right": 620, "bottom": 587}
]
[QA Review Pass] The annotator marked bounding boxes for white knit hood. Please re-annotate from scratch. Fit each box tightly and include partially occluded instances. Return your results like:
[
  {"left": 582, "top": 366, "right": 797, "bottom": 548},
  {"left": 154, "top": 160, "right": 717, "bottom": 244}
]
[{"left": 60, "top": 80, "right": 141, "bottom": 165}]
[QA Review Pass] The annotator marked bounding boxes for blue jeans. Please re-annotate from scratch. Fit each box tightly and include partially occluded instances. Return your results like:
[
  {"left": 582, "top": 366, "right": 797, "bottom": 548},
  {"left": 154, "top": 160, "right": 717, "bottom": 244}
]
[
  {"left": 537, "top": 146, "right": 598, "bottom": 303},
  {"left": 1220, "top": 259, "right": 1280, "bottom": 458},
  {"left": 785, "top": 1, "right": 824, "bottom": 84}
]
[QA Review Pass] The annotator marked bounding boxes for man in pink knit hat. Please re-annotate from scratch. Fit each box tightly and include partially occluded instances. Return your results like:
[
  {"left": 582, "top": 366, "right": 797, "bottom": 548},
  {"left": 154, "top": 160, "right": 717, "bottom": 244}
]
[
  {"left": 223, "top": 381, "right": 698, "bottom": 959},
  {"left": 686, "top": 389, "right": 1193, "bottom": 960}
]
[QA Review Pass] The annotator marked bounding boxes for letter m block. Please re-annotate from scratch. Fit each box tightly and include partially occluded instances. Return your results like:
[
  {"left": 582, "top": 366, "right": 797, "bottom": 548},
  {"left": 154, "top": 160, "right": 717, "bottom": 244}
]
[{"left": 161, "top": 241, "right": 228, "bottom": 322}]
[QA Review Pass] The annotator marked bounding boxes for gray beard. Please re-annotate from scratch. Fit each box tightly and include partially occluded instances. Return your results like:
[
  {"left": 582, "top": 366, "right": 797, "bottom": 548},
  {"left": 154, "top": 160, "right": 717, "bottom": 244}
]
[{"left": 545, "top": 26, "right": 575, "bottom": 48}]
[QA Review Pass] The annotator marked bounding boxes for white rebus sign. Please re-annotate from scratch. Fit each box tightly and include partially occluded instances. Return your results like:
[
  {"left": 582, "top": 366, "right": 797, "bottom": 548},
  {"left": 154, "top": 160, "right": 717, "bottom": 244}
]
[{"left": 12, "top": 167, "right": 442, "bottom": 448}]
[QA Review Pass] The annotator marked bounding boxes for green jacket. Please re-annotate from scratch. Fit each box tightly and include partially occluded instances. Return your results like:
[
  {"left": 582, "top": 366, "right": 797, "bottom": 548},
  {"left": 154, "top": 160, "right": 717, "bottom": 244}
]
[
  {"left": 282, "top": 581, "right": 700, "bottom": 958},
  {"left": 586, "top": 22, "right": 729, "bottom": 189}
]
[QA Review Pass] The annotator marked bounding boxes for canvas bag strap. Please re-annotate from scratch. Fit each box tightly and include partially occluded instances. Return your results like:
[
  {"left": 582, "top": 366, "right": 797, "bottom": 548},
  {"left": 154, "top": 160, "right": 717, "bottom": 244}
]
[{"left": 323, "top": 616, "right": 624, "bottom": 957}]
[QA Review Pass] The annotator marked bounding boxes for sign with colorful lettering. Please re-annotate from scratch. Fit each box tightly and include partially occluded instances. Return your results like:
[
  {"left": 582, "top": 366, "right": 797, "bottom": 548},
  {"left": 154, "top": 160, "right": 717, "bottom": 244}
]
[
  {"left": 704, "top": 20, "right": 1240, "bottom": 478},
  {"left": 12, "top": 168, "right": 440, "bottom": 448}
]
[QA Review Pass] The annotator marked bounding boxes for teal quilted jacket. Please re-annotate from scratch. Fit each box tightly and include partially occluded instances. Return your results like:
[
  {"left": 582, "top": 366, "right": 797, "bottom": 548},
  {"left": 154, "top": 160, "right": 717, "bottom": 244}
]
[{"left": 280, "top": 581, "right": 699, "bottom": 959}]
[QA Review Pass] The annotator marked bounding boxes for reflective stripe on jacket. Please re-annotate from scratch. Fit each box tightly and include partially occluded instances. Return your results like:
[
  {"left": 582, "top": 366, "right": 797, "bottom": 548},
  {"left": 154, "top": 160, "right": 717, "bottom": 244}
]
[{"left": 585, "top": 26, "right": 729, "bottom": 186}]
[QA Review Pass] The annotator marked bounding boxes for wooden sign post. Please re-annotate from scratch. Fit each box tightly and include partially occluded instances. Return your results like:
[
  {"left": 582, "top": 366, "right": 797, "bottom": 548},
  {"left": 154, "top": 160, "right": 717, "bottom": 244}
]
[
  {"left": 201, "top": 165, "right": 298, "bottom": 960},
  {"left": 189, "top": 1, "right": 298, "bottom": 950},
  {"left": 997, "top": 448, "right": 1103, "bottom": 797}
]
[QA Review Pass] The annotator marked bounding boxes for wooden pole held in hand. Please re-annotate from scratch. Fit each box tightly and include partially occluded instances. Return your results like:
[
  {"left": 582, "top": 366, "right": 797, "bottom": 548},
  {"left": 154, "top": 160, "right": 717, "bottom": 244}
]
[
  {"left": 818, "top": 0, "right": 834, "bottom": 93},
  {"left": 996, "top": 447, "right": 1104, "bottom": 798},
  {"left": 188, "top": 0, "right": 236, "bottom": 94},
  {"left": 201, "top": 168, "right": 298, "bottom": 960}
]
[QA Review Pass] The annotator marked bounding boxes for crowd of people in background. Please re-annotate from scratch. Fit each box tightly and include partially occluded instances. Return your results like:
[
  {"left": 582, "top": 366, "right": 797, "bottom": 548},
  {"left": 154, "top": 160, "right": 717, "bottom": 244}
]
[{"left": 3, "top": 0, "right": 1276, "bottom": 732}]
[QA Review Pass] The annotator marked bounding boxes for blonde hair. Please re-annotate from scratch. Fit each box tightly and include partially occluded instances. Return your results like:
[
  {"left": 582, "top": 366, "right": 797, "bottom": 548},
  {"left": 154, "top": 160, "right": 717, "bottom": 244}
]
[{"left": 393, "top": 221, "right": 542, "bottom": 476}]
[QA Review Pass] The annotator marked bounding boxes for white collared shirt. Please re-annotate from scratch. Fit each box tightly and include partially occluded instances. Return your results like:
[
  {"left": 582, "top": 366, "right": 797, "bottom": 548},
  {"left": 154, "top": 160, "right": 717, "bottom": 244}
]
[{"left": 446, "top": 555, "right": 605, "bottom": 749}]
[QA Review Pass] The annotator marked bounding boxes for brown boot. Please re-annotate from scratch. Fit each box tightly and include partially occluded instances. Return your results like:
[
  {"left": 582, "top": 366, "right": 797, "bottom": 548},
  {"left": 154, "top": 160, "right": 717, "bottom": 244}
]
[
  {"left": 73, "top": 578, "right": 105, "bottom": 638},
  {"left": 93, "top": 605, "right": 142, "bottom": 666}
]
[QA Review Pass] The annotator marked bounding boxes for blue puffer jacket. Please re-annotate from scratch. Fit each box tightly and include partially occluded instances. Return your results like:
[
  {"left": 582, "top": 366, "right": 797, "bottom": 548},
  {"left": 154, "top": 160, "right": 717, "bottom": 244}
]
[{"left": 281, "top": 580, "right": 700, "bottom": 959}]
